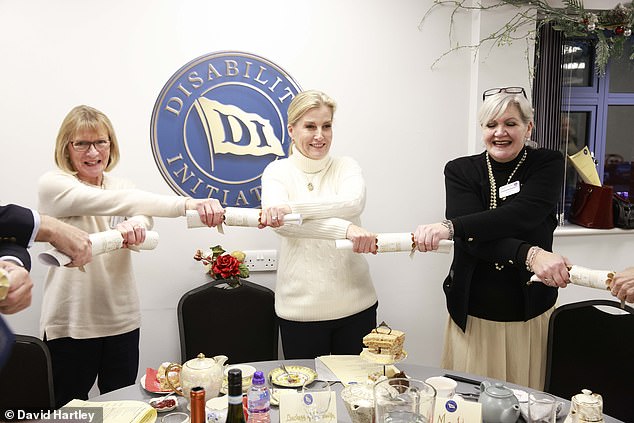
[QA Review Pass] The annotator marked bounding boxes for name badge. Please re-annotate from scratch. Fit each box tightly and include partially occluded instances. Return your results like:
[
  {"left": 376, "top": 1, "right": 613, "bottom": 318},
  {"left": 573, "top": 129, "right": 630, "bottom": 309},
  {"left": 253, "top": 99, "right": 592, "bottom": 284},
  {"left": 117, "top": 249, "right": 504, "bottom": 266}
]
[{"left": 499, "top": 181, "right": 520, "bottom": 199}]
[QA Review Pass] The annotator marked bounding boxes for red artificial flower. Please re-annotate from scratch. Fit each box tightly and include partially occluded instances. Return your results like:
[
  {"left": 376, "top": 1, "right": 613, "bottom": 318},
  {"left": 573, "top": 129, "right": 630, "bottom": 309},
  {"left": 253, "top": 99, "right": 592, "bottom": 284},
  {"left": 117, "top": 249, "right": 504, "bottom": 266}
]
[{"left": 212, "top": 254, "right": 241, "bottom": 279}]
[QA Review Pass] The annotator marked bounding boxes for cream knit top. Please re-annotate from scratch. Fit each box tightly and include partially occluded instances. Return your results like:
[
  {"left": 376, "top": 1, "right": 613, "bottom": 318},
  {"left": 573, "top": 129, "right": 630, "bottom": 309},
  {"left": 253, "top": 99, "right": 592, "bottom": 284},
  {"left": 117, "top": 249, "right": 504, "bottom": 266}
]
[
  {"left": 38, "top": 169, "right": 187, "bottom": 340},
  {"left": 261, "top": 151, "right": 377, "bottom": 322}
]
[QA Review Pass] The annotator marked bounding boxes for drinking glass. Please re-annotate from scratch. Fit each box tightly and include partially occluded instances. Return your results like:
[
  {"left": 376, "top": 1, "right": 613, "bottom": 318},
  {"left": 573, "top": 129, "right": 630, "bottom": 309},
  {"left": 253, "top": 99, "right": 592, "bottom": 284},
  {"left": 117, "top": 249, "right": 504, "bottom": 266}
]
[
  {"left": 528, "top": 392, "right": 556, "bottom": 423},
  {"left": 374, "top": 378, "right": 436, "bottom": 423},
  {"left": 301, "top": 380, "right": 332, "bottom": 422}
]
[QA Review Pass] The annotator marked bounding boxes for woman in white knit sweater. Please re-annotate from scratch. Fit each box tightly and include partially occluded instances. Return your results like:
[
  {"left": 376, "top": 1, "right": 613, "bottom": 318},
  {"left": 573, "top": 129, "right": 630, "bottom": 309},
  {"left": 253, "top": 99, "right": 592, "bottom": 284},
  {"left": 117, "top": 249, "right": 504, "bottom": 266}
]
[
  {"left": 260, "top": 90, "right": 378, "bottom": 359},
  {"left": 38, "top": 105, "right": 224, "bottom": 407}
]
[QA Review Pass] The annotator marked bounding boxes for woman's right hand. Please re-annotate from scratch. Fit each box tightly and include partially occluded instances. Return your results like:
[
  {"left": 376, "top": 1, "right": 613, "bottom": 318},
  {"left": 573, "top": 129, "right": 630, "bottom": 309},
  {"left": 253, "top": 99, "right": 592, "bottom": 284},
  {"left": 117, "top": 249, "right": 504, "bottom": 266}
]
[
  {"left": 346, "top": 224, "right": 377, "bottom": 254},
  {"left": 185, "top": 198, "right": 225, "bottom": 227},
  {"left": 413, "top": 222, "right": 450, "bottom": 252},
  {"left": 531, "top": 250, "right": 571, "bottom": 288},
  {"left": 259, "top": 204, "right": 292, "bottom": 228}
]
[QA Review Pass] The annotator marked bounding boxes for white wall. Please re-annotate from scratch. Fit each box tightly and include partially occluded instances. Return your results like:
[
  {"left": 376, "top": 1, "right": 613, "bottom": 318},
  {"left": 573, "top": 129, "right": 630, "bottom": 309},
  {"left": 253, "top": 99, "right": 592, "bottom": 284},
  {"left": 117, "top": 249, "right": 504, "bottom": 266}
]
[{"left": 1, "top": 0, "right": 631, "bottom": 395}]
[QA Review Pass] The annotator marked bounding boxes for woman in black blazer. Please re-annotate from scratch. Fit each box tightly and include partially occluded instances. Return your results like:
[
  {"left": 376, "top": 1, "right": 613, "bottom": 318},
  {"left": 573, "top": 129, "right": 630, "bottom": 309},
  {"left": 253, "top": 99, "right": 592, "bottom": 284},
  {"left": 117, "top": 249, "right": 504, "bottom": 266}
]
[{"left": 414, "top": 87, "right": 570, "bottom": 390}]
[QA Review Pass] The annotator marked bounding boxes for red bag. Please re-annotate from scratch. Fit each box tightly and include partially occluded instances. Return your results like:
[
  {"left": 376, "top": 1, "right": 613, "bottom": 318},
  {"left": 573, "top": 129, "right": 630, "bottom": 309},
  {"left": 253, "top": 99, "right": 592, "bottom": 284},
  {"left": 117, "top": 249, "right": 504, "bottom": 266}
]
[{"left": 569, "top": 181, "right": 614, "bottom": 229}]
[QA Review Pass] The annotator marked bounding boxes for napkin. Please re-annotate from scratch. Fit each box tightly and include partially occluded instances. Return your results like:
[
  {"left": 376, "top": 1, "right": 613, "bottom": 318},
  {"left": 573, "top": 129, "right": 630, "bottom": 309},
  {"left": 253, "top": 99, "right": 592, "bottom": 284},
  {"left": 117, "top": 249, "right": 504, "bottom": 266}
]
[
  {"left": 145, "top": 367, "right": 163, "bottom": 392},
  {"left": 512, "top": 389, "right": 565, "bottom": 422}
]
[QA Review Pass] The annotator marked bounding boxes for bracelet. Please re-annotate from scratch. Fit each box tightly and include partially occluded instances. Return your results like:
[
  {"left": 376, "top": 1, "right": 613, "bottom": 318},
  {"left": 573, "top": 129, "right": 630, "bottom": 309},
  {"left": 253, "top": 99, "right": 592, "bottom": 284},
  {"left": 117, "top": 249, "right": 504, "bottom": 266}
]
[
  {"left": 441, "top": 219, "right": 454, "bottom": 241},
  {"left": 525, "top": 246, "right": 542, "bottom": 272}
]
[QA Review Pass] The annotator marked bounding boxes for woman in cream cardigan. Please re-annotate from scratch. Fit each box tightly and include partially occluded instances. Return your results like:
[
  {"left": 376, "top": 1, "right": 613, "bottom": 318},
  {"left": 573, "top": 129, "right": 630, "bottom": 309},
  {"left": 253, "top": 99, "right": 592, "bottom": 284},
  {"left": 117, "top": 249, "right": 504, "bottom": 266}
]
[
  {"left": 38, "top": 105, "right": 224, "bottom": 407},
  {"left": 259, "top": 90, "right": 378, "bottom": 359}
]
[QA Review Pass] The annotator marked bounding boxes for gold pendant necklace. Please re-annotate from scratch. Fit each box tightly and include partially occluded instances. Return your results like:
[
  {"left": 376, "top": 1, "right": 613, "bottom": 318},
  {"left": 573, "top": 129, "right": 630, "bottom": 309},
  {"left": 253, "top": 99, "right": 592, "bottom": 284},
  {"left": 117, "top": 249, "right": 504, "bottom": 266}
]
[{"left": 486, "top": 149, "right": 527, "bottom": 209}]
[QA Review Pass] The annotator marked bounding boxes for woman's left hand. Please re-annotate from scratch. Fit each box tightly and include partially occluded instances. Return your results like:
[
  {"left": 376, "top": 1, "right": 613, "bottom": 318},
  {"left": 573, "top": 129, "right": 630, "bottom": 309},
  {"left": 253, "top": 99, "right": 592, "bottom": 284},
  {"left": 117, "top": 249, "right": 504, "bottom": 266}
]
[
  {"left": 346, "top": 224, "right": 377, "bottom": 254},
  {"left": 413, "top": 222, "right": 450, "bottom": 252},
  {"left": 117, "top": 221, "right": 146, "bottom": 247}
]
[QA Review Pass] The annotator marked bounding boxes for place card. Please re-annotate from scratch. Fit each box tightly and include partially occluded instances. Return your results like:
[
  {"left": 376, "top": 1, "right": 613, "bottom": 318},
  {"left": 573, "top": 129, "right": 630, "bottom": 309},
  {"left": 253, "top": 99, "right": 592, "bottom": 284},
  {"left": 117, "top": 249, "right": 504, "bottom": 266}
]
[
  {"left": 279, "top": 390, "right": 337, "bottom": 423},
  {"left": 434, "top": 397, "right": 481, "bottom": 423}
]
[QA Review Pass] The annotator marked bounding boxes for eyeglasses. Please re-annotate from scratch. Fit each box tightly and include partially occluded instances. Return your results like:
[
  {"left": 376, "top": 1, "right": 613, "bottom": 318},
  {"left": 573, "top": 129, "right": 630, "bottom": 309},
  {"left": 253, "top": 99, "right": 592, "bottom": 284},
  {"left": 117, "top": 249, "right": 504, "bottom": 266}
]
[
  {"left": 70, "top": 140, "right": 111, "bottom": 152},
  {"left": 482, "top": 87, "right": 527, "bottom": 101}
]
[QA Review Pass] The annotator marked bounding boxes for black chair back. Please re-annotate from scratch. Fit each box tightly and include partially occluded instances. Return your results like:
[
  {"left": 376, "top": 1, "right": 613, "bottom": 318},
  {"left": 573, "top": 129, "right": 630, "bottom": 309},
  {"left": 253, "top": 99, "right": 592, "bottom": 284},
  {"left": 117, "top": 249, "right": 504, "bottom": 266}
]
[
  {"left": 0, "top": 334, "right": 55, "bottom": 409},
  {"left": 178, "top": 280, "right": 278, "bottom": 364},
  {"left": 544, "top": 299, "right": 634, "bottom": 422}
]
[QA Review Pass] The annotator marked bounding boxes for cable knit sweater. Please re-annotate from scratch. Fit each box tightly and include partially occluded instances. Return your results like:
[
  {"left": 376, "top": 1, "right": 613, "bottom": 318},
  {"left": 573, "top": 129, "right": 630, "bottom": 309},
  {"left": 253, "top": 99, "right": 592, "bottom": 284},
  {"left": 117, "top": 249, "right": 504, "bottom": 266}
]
[
  {"left": 37, "top": 169, "right": 188, "bottom": 340},
  {"left": 261, "top": 151, "right": 377, "bottom": 322}
]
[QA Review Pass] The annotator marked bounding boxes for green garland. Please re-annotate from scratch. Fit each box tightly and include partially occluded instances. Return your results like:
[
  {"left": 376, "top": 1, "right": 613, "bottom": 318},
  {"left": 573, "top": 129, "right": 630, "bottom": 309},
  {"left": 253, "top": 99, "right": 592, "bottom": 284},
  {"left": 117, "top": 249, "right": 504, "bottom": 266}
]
[{"left": 421, "top": 0, "right": 634, "bottom": 77}]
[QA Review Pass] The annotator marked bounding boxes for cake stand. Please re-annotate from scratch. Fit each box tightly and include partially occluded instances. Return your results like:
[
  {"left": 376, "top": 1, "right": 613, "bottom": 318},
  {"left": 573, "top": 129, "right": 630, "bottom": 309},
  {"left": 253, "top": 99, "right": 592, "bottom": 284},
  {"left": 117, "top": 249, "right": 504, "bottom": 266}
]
[{"left": 360, "top": 349, "right": 408, "bottom": 376}]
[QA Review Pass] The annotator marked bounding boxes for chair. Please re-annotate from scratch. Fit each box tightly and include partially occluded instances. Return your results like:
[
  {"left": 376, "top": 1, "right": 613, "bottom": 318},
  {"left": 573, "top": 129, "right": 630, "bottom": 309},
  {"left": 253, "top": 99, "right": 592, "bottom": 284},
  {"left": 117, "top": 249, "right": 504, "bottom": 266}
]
[
  {"left": 178, "top": 280, "right": 278, "bottom": 364},
  {"left": 0, "top": 334, "right": 55, "bottom": 409},
  {"left": 544, "top": 300, "right": 634, "bottom": 422}
]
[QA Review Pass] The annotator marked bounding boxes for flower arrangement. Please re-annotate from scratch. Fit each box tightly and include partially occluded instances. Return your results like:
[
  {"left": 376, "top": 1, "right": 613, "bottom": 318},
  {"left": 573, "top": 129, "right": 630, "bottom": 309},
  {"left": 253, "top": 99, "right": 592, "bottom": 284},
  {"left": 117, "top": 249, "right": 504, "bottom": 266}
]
[
  {"left": 421, "top": 0, "right": 634, "bottom": 76},
  {"left": 194, "top": 245, "right": 249, "bottom": 287}
]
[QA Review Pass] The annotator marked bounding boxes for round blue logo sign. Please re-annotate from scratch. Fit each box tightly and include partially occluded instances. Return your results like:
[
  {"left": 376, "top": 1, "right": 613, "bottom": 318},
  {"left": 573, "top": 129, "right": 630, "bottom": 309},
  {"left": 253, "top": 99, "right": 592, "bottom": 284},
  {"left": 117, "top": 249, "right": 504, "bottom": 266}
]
[{"left": 151, "top": 51, "right": 301, "bottom": 207}]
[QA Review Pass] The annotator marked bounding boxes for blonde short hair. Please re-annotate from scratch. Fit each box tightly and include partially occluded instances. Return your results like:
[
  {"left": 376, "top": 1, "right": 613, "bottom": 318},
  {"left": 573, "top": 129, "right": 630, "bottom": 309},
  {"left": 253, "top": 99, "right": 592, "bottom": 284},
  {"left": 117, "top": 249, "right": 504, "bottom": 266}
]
[
  {"left": 54, "top": 105, "right": 120, "bottom": 174},
  {"left": 287, "top": 90, "right": 337, "bottom": 126},
  {"left": 478, "top": 92, "right": 534, "bottom": 127}
]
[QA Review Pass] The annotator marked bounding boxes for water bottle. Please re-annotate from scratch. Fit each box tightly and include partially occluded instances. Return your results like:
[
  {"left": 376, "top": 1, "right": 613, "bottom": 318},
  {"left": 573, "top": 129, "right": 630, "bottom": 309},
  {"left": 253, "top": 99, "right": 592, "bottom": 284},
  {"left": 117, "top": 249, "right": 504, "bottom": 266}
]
[{"left": 247, "top": 371, "right": 270, "bottom": 423}]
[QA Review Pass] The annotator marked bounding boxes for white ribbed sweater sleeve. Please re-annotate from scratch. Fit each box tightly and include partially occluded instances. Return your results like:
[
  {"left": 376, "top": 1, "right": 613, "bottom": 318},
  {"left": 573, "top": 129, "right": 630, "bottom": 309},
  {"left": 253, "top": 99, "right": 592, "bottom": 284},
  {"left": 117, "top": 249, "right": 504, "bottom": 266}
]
[
  {"left": 38, "top": 170, "right": 187, "bottom": 219},
  {"left": 261, "top": 156, "right": 366, "bottom": 239}
]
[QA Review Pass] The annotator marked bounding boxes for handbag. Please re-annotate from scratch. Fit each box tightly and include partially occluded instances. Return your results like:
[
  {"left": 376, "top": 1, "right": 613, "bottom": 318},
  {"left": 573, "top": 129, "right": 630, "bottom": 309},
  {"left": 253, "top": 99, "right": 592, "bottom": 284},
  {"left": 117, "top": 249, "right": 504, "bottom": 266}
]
[
  {"left": 613, "top": 193, "right": 634, "bottom": 229},
  {"left": 568, "top": 181, "right": 614, "bottom": 229}
]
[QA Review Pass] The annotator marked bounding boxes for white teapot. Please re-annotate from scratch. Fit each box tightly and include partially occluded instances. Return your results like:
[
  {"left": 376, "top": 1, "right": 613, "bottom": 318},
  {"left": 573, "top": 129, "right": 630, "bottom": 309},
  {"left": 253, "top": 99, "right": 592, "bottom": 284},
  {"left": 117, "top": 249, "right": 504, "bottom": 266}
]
[
  {"left": 167, "top": 353, "right": 228, "bottom": 399},
  {"left": 569, "top": 389, "right": 604, "bottom": 423}
]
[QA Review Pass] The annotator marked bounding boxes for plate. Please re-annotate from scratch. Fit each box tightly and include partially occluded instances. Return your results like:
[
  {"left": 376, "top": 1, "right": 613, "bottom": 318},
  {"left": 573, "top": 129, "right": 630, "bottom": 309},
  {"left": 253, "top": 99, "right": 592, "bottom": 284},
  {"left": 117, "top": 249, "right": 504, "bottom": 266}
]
[
  {"left": 149, "top": 395, "right": 178, "bottom": 412},
  {"left": 140, "top": 374, "right": 174, "bottom": 394},
  {"left": 360, "top": 349, "right": 408, "bottom": 365},
  {"left": 268, "top": 365, "right": 317, "bottom": 387}
]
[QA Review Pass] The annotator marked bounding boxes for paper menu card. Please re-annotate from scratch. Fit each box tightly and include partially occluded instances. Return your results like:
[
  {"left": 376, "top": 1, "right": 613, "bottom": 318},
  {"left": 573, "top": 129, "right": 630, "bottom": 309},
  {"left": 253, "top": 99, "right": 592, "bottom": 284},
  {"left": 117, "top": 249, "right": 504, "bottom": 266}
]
[
  {"left": 317, "top": 355, "right": 399, "bottom": 385},
  {"left": 279, "top": 390, "right": 336, "bottom": 423},
  {"left": 62, "top": 398, "right": 157, "bottom": 423},
  {"left": 434, "top": 397, "right": 482, "bottom": 423}
]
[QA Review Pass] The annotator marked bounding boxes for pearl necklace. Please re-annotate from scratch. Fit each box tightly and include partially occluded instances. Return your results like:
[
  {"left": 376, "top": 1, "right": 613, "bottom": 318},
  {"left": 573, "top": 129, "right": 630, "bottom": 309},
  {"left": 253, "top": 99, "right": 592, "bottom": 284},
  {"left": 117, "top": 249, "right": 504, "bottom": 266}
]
[{"left": 485, "top": 149, "right": 527, "bottom": 209}]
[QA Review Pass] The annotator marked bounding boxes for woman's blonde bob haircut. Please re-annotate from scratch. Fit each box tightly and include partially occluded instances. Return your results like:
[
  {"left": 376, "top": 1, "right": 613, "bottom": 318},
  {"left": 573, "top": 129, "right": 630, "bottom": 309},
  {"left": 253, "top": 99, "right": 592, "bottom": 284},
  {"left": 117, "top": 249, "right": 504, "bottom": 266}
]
[
  {"left": 287, "top": 90, "right": 337, "bottom": 127},
  {"left": 54, "top": 105, "right": 120, "bottom": 174},
  {"left": 478, "top": 92, "right": 534, "bottom": 127}
]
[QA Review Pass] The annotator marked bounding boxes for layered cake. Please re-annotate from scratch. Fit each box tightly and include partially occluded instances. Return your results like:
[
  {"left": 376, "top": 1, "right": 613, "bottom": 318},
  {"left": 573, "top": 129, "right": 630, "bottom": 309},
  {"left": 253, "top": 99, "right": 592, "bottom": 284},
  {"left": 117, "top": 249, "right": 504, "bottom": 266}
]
[{"left": 361, "top": 324, "right": 406, "bottom": 364}]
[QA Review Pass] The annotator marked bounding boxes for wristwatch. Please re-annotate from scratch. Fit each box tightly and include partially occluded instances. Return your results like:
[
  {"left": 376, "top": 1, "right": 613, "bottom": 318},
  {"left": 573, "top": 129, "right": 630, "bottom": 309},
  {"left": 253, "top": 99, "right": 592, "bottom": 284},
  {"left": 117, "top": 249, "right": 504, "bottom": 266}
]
[{"left": 0, "top": 268, "right": 9, "bottom": 301}]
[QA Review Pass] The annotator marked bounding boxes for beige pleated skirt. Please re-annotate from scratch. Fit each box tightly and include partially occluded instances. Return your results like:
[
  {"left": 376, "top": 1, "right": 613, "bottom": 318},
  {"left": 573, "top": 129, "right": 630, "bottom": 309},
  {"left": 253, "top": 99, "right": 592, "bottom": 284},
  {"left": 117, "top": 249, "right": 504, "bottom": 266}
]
[{"left": 440, "top": 307, "right": 554, "bottom": 390}]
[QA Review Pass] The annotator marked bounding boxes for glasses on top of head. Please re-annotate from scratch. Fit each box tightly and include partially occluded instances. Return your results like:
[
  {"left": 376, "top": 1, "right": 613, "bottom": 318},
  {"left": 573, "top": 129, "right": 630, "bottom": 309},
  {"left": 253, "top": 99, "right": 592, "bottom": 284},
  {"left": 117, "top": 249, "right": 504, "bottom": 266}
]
[
  {"left": 70, "top": 140, "right": 111, "bottom": 152},
  {"left": 482, "top": 87, "right": 527, "bottom": 101}
]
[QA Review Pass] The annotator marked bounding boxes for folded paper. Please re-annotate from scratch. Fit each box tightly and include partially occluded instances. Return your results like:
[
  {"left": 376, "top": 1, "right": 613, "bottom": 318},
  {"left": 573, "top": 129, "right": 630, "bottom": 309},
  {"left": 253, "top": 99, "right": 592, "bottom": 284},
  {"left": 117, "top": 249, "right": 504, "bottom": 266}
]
[
  {"left": 568, "top": 146, "right": 602, "bottom": 186},
  {"left": 39, "top": 230, "right": 159, "bottom": 267},
  {"left": 186, "top": 208, "right": 302, "bottom": 230},
  {"left": 335, "top": 233, "right": 453, "bottom": 254}
]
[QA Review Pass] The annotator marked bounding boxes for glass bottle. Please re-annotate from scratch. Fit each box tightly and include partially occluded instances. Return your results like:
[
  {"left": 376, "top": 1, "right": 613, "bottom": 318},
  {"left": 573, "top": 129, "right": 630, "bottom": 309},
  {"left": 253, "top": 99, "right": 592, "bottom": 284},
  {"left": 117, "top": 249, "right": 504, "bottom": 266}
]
[
  {"left": 190, "top": 386, "right": 206, "bottom": 423},
  {"left": 225, "top": 368, "right": 246, "bottom": 423}
]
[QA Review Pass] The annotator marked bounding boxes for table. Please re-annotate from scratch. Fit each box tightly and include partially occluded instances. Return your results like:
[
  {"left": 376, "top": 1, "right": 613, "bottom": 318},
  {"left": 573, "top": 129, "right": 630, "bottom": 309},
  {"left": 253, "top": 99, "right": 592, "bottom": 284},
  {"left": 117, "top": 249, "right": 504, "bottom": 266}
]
[{"left": 93, "top": 359, "right": 624, "bottom": 423}]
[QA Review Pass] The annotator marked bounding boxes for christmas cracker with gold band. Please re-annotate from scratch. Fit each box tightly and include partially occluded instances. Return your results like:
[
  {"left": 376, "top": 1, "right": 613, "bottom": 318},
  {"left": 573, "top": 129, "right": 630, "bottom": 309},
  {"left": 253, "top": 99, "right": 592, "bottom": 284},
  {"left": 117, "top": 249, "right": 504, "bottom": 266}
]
[
  {"left": 38, "top": 230, "right": 160, "bottom": 267},
  {"left": 0, "top": 268, "right": 9, "bottom": 301},
  {"left": 335, "top": 233, "right": 454, "bottom": 255},
  {"left": 186, "top": 208, "right": 302, "bottom": 233}
]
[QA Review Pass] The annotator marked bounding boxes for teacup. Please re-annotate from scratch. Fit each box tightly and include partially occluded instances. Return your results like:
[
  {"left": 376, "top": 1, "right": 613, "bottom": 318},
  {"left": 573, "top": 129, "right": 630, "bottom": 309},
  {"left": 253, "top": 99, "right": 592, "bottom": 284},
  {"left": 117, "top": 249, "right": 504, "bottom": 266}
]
[
  {"left": 223, "top": 364, "right": 256, "bottom": 391},
  {"left": 425, "top": 376, "right": 458, "bottom": 398}
]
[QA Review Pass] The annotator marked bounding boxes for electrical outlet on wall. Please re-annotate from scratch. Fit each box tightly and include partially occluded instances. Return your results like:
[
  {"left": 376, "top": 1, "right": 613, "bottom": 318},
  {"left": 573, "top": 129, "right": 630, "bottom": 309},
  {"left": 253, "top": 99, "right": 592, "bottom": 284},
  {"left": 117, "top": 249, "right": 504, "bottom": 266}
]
[{"left": 243, "top": 249, "right": 278, "bottom": 272}]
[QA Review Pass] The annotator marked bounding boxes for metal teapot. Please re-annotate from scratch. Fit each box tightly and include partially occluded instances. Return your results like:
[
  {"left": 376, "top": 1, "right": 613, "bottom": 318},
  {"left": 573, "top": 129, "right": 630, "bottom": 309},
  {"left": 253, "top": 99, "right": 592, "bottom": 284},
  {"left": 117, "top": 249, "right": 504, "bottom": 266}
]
[
  {"left": 479, "top": 381, "right": 521, "bottom": 423},
  {"left": 569, "top": 389, "right": 604, "bottom": 423},
  {"left": 167, "top": 353, "right": 228, "bottom": 399}
]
